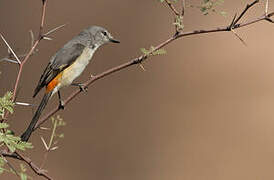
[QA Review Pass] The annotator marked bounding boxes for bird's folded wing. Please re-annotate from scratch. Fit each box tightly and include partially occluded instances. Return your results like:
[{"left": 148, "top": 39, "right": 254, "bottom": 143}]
[{"left": 33, "top": 43, "right": 86, "bottom": 97}]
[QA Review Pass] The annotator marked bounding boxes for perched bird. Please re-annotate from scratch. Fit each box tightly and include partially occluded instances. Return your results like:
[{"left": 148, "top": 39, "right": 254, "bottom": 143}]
[{"left": 21, "top": 26, "right": 120, "bottom": 141}]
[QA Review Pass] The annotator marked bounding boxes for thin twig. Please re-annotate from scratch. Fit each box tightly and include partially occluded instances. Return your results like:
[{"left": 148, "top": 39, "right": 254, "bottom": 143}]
[
  {"left": 164, "top": 0, "right": 183, "bottom": 35},
  {"left": 15, "top": 152, "right": 53, "bottom": 180},
  {"left": 164, "top": 0, "right": 180, "bottom": 16},
  {"left": 182, "top": 0, "right": 185, "bottom": 17},
  {"left": 29, "top": 30, "right": 35, "bottom": 47},
  {"left": 233, "top": 0, "right": 259, "bottom": 26},
  {"left": 0, "top": 155, "right": 20, "bottom": 177},
  {"left": 44, "top": 23, "right": 67, "bottom": 37},
  {"left": 0, "top": 0, "right": 55, "bottom": 179},
  {"left": 3, "top": 0, "right": 63, "bottom": 122},
  {"left": 10, "top": 0, "right": 48, "bottom": 104},
  {"left": 0, "top": 150, "right": 53, "bottom": 180}
]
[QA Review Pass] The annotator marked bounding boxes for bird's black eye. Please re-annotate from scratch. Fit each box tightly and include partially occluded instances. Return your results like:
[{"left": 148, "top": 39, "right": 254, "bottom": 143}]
[{"left": 102, "top": 31, "right": 107, "bottom": 36}]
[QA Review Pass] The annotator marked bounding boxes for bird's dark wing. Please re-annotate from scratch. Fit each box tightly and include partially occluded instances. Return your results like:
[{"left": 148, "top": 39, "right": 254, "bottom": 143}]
[{"left": 33, "top": 43, "right": 86, "bottom": 97}]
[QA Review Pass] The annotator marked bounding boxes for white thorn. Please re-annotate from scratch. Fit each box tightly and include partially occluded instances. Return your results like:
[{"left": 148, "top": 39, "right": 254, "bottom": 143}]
[
  {"left": 50, "top": 146, "right": 58, "bottom": 151},
  {"left": 40, "top": 136, "right": 49, "bottom": 150},
  {"left": 42, "top": 36, "right": 53, "bottom": 41},
  {"left": 15, "top": 102, "right": 33, "bottom": 106},
  {"left": 0, "top": 34, "right": 21, "bottom": 64},
  {"left": 266, "top": 0, "right": 269, "bottom": 14},
  {"left": 0, "top": 58, "right": 19, "bottom": 64}
]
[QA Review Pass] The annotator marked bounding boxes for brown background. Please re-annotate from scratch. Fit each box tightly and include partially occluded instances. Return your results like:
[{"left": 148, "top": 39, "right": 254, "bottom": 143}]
[{"left": 1, "top": 0, "right": 274, "bottom": 180}]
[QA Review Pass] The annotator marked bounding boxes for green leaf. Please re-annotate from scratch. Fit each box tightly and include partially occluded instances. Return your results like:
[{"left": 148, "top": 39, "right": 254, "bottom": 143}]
[
  {"left": 0, "top": 91, "right": 14, "bottom": 118},
  {"left": 46, "top": 115, "right": 66, "bottom": 150},
  {"left": 0, "top": 123, "right": 9, "bottom": 129},
  {"left": 174, "top": 15, "right": 184, "bottom": 31},
  {"left": 220, "top": 11, "right": 227, "bottom": 16},
  {"left": 151, "top": 47, "right": 167, "bottom": 55},
  {"left": 19, "top": 164, "right": 32, "bottom": 180},
  {"left": 189, "top": 0, "right": 226, "bottom": 16},
  {"left": 20, "top": 173, "right": 28, "bottom": 180},
  {"left": 141, "top": 46, "right": 167, "bottom": 56},
  {"left": 0, "top": 157, "right": 5, "bottom": 174},
  {"left": 0, "top": 167, "right": 4, "bottom": 174},
  {"left": 20, "top": 164, "right": 28, "bottom": 180},
  {"left": 15, "top": 141, "right": 33, "bottom": 151},
  {"left": 0, "top": 132, "right": 33, "bottom": 153},
  {"left": 20, "top": 164, "right": 26, "bottom": 173},
  {"left": 58, "top": 133, "right": 65, "bottom": 138},
  {"left": 5, "top": 141, "right": 16, "bottom": 153},
  {"left": 140, "top": 48, "right": 150, "bottom": 56}
]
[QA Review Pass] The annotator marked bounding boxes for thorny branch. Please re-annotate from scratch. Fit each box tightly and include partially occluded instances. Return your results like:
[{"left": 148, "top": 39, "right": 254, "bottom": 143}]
[
  {"left": 0, "top": 150, "right": 52, "bottom": 180},
  {"left": 164, "top": 0, "right": 185, "bottom": 35},
  {"left": 15, "top": 152, "right": 52, "bottom": 180},
  {"left": 1, "top": 0, "right": 273, "bottom": 180},
  {"left": 231, "top": 0, "right": 259, "bottom": 27},
  {"left": 1, "top": 0, "right": 55, "bottom": 179},
  {"left": 35, "top": 1, "right": 273, "bottom": 130},
  {"left": 10, "top": 0, "right": 47, "bottom": 105},
  {"left": 164, "top": 0, "right": 180, "bottom": 16}
]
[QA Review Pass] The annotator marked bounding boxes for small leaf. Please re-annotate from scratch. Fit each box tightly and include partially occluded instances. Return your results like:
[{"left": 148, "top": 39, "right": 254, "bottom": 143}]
[
  {"left": 58, "top": 133, "right": 64, "bottom": 138},
  {"left": 220, "top": 11, "right": 227, "bottom": 16},
  {"left": 0, "top": 91, "right": 14, "bottom": 118},
  {"left": 20, "top": 173, "right": 27, "bottom": 180},
  {"left": 0, "top": 123, "right": 9, "bottom": 129},
  {"left": 20, "top": 164, "right": 26, "bottom": 173},
  {"left": 140, "top": 48, "right": 150, "bottom": 56},
  {"left": 141, "top": 46, "right": 167, "bottom": 56}
]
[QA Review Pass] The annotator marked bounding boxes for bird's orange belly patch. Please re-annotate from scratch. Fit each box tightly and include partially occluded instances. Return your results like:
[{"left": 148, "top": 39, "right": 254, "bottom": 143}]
[{"left": 46, "top": 73, "right": 63, "bottom": 93}]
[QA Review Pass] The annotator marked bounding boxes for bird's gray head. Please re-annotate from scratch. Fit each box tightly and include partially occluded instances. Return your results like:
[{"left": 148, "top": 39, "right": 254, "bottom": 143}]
[{"left": 86, "top": 26, "right": 120, "bottom": 47}]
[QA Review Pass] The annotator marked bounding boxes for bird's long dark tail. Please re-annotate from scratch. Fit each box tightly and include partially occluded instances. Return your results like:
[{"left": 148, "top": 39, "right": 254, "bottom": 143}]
[{"left": 21, "top": 92, "right": 52, "bottom": 142}]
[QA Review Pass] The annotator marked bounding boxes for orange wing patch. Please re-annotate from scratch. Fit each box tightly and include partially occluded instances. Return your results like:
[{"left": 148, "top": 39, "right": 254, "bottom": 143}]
[{"left": 46, "top": 72, "right": 63, "bottom": 93}]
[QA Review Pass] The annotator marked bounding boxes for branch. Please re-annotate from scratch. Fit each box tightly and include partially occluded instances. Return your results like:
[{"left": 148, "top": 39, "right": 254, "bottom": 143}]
[
  {"left": 1, "top": 0, "right": 54, "bottom": 179},
  {"left": 164, "top": 0, "right": 184, "bottom": 35},
  {"left": 164, "top": 0, "right": 180, "bottom": 16},
  {"left": 0, "top": 155, "right": 20, "bottom": 177},
  {"left": 2, "top": 0, "right": 65, "bottom": 121},
  {"left": 11, "top": 0, "right": 48, "bottom": 103},
  {"left": 232, "top": 0, "right": 259, "bottom": 27},
  {"left": 0, "top": 150, "right": 53, "bottom": 180},
  {"left": 15, "top": 152, "right": 53, "bottom": 180},
  {"left": 34, "top": 6, "right": 274, "bottom": 131},
  {"left": 181, "top": 0, "right": 185, "bottom": 17},
  {"left": 1, "top": 0, "right": 49, "bottom": 123}
]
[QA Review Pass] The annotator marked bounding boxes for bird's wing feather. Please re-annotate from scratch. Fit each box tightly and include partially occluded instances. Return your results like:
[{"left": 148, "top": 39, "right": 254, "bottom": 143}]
[{"left": 33, "top": 43, "right": 86, "bottom": 97}]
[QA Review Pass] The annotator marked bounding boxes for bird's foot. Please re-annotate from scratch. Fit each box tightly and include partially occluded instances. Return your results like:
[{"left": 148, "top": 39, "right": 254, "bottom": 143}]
[
  {"left": 58, "top": 101, "right": 65, "bottom": 110},
  {"left": 71, "top": 83, "right": 88, "bottom": 92}
]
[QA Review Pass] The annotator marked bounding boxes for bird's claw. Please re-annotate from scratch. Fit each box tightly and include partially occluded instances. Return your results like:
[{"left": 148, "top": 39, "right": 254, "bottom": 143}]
[{"left": 58, "top": 101, "right": 65, "bottom": 110}]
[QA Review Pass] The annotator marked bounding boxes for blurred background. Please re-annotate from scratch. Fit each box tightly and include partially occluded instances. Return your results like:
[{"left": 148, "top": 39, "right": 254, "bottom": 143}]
[{"left": 1, "top": 0, "right": 274, "bottom": 179}]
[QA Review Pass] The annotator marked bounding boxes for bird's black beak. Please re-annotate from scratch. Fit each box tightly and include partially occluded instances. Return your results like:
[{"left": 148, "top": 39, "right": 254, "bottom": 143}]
[{"left": 109, "top": 38, "right": 120, "bottom": 43}]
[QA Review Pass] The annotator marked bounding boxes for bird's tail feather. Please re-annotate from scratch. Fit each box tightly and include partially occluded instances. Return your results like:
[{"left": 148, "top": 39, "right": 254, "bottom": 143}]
[{"left": 21, "top": 92, "right": 52, "bottom": 142}]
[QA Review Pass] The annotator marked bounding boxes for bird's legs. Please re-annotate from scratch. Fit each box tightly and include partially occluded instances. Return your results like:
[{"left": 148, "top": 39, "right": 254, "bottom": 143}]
[{"left": 58, "top": 91, "right": 65, "bottom": 110}]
